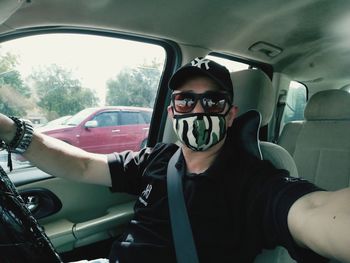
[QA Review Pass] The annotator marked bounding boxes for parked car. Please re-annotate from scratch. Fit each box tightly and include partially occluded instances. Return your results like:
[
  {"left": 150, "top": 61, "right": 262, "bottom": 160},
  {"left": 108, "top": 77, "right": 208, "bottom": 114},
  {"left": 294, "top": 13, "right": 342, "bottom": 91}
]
[
  {"left": 37, "top": 115, "right": 72, "bottom": 129},
  {"left": 39, "top": 107, "right": 152, "bottom": 153}
]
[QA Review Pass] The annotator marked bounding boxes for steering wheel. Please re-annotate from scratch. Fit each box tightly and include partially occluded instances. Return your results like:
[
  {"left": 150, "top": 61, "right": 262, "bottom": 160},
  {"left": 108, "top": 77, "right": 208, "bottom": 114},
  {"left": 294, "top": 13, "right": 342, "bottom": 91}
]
[{"left": 0, "top": 164, "right": 63, "bottom": 263}]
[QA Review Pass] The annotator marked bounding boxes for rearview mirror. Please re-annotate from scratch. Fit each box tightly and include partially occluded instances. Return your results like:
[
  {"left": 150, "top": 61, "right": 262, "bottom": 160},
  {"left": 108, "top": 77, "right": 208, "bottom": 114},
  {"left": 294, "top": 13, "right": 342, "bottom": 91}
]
[{"left": 84, "top": 120, "right": 98, "bottom": 129}]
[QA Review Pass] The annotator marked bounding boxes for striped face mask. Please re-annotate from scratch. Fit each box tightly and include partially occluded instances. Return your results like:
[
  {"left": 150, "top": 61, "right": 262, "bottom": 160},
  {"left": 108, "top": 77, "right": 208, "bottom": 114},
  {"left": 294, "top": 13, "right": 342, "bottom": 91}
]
[{"left": 172, "top": 113, "right": 227, "bottom": 151}]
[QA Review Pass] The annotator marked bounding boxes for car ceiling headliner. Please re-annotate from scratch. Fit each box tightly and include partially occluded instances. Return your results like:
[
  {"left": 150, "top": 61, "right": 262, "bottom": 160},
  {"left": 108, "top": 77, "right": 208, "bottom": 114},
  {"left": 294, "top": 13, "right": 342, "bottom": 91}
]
[{"left": 1, "top": 0, "right": 350, "bottom": 93}]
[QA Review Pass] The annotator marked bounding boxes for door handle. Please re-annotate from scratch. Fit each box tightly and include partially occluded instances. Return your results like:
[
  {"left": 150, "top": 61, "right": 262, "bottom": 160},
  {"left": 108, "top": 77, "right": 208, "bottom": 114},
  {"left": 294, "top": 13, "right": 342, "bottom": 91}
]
[
  {"left": 111, "top": 129, "right": 120, "bottom": 133},
  {"left": 25, "top": 195, "right": 40, "bottom": 212},
  {"left": 20, "top": 188, "right": 62, "bottom": 219}
]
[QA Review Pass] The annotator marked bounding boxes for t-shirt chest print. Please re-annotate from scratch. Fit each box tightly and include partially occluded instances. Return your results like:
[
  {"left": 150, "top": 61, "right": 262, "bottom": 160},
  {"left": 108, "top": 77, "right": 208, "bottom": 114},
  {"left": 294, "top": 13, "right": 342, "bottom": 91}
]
[{"left": 138, "top": 183, "right": 153, "bottom": 206}]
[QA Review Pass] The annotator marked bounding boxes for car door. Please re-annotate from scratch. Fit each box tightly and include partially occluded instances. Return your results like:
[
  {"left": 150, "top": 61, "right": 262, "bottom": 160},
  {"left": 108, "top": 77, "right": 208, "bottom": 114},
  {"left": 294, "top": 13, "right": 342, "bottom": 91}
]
[
  {"left": 78, "top": 111, "right": 120, "bottom": 154},
  {"left": 111, "top": 111, "right": 149, "bottom": 152},
  {"left": 0, "top": 30, "right": 169, "bottom": 261}
]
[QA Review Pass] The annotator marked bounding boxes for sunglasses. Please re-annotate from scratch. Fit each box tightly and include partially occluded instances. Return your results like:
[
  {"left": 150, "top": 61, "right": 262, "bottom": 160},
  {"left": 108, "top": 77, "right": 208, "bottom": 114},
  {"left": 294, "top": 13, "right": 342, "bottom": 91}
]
[{"left": 171, "top": 91, "right": 231, "bottom": 113}]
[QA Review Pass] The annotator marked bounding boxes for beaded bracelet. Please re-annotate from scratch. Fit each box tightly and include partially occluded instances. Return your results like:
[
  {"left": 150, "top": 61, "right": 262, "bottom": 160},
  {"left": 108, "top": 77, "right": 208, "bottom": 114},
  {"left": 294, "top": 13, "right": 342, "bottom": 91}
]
[
  {"left": 0, "top": 117, "right": 34, "bottom": 171},
  {"left": 8, "top": 116, "right": 24, "bottom": 150},
  {"left": 9, "top": 117, "right": 34, "bottom": 154},
  {"left": 0, "top": 140, "right": 13, "bottom": 171},
  {"left": 13, "top": 120, "right": 34, "bottom": 154}
]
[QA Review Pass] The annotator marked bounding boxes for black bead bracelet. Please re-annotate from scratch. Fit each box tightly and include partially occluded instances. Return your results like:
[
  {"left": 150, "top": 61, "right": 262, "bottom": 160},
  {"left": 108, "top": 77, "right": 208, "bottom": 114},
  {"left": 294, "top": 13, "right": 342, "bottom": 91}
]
[
  {"left": 8, "top": 116, "right": 24, "bottom": 150},
  {"left": 0, "top": 117, "right": 34, "bottom": 171}
]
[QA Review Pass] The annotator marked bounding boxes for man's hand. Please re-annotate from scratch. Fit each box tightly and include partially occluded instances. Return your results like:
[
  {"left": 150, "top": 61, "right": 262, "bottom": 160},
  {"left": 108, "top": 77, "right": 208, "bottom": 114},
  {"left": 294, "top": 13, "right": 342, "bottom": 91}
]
[{"left": 0, "top": 114, "right": 17, "bottom": 143}]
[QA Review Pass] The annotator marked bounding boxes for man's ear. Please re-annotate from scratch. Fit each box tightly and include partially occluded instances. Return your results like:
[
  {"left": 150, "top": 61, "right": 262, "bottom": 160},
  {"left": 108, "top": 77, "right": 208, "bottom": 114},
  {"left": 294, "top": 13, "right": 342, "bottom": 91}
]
[{"left": 227, "top": 106, "right": 238, "bottom": 127}]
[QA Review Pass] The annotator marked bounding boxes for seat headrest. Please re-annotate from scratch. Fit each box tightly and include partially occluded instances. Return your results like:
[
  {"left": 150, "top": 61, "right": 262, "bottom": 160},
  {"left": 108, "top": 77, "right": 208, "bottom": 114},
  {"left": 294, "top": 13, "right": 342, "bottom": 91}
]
[
  {"left": 304, "top": 89, "right": 350, "bottom": 120},
  {"left": 230, "top": 69, "right": 275, "bottom": 126}
]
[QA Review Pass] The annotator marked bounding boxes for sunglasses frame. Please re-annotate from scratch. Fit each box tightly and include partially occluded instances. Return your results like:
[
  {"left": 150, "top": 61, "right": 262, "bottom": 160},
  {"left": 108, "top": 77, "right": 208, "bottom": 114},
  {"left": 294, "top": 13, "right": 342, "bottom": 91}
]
[{"left": 171, "top": 91, "right": 231, "bottom": 114}]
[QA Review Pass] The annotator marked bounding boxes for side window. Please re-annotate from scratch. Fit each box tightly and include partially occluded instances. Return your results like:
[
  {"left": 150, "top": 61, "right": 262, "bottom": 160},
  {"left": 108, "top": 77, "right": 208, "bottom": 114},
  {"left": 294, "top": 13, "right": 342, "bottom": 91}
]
[
  {"left": 0, "top": 32, "right": 166, "bottom": 170},
  {"left": 119, "top": 112, "right": 140, "bottom": 125},
  {"left": 280, "top": 81, "right": 307, "bottom": 131},
  {"left": 93, "top": 112, "right": 117, "bottom": 127},
  {"left": 140, "top": 111, "right": 152, "bottom": 124}
]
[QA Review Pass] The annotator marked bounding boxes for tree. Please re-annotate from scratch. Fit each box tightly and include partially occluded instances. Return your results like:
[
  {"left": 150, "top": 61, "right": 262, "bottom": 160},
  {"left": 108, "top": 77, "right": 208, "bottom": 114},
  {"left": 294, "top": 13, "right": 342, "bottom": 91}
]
[
  {"left": 0, "top": 86, "right": 33, "bottom": 116},
  {"left": 0, "top": 48, "right": 17, "bottom": 73},
  {"left": 0, "top": 47, "right": 31, "bottom": 115},
  {"left": 30, "top": 64, "right": 99, "bottom": 118},
  {"left": 2, "top": 71, "right": 31, "bottom": 97},
  {"left": 106, "top": 60, "right": 162, "bottom": 107}
]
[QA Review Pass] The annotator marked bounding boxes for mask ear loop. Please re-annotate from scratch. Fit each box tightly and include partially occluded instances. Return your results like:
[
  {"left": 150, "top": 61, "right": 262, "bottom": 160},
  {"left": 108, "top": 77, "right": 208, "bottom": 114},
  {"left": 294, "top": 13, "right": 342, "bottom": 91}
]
[
  {"left": 223, "top": 92, "right": 234, "bottom": 116},
  {"left": 223, "top": 103, "right": 234, "bottom": 116},
  {"left": 170, "top": 95, "right": 178, "bottom": 115},
  {"left": 170, "top": 94, "right": 176, "bottom": 115}
]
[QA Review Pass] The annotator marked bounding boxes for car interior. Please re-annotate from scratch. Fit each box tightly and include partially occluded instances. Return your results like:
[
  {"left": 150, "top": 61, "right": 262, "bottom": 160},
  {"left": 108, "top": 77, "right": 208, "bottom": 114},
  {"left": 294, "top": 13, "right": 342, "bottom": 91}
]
[{"left": 0, "top": 0, "right": 349, "bottom": 262}]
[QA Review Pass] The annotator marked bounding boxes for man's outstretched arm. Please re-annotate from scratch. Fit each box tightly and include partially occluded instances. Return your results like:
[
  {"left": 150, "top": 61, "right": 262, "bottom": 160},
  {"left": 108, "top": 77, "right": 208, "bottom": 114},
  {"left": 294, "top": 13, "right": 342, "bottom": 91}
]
[
  {"left": 288, "top": 187, "right": 350, "bottom": 262},
  {"left": 0, "top": 114, "right": 111, "bottom": 187}
]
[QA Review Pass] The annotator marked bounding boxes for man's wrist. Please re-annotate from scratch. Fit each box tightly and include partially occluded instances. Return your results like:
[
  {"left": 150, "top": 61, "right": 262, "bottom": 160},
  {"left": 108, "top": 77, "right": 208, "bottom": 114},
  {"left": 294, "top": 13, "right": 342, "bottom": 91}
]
[
  {"left": 1, "top": 117, "right": 18, "bottom": 144},
  {"left": 0, "top": 117, "right": 34, "bottom": 154}
]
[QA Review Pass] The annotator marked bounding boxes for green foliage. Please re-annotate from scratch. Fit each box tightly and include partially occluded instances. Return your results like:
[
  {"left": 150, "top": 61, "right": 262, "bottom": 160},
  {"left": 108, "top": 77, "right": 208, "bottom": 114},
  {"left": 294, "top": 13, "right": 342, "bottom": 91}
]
[
  {"left": 0, "top": 47, "right": 31, "bottom": 115},
  {"left": 0, "top": 48, "right": 17, "bottom": 72},
  {"left": 1, "top": 71, "right": 31, "bottom": 97},
  {"left": 30, "top": 64, "right": 99, "bottom": 117},
  {"left": 106, "top": 60, "right": 162, "bottom": 107},
  {"left": 0, "top": 98, "right": 25, "bottom": 116}
]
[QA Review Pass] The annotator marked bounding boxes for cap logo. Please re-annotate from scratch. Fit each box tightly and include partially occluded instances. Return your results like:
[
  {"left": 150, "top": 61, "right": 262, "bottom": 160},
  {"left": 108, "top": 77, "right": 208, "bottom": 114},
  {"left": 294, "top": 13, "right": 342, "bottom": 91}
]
[{"left": 191, "top": 57, "right": 210, "bottom": 70}]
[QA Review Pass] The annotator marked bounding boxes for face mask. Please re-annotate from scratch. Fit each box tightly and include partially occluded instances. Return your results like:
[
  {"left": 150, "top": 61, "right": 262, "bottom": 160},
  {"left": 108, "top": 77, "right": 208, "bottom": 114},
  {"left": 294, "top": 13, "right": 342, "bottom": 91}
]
[{"left": 172, "top": 113, "right": 227, "bottom": 151}]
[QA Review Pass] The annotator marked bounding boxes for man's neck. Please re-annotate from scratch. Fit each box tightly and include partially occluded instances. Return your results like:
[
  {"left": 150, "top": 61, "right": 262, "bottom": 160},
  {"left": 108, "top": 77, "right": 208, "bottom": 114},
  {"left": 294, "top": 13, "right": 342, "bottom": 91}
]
[{"left": 181, "top": 140, "right": 225, "bottom": 174}]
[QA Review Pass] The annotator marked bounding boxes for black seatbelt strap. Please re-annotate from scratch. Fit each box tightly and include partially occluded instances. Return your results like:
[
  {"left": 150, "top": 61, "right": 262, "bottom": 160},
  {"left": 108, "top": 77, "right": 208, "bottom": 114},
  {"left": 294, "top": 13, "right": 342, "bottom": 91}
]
[
  {"left": 167, "top": 148, "right": 199, "bottom": 263},
  {"left": 273, "top": 92, "right": 287, "bottom": 143}
]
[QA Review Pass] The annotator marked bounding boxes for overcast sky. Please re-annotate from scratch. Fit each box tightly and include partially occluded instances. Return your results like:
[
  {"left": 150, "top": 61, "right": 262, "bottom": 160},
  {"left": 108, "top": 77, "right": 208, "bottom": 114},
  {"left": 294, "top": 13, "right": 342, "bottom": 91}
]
[{"left": 0, "top": 33, "right": 165, "bottom": 105}]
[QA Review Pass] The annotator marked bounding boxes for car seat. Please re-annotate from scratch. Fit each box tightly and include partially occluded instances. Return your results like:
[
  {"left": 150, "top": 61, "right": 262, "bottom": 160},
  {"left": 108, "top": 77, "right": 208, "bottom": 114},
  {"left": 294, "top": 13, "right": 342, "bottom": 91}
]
[
  {"left": 231, "top": 69, "right": 298, "bottom": 177},
  {"left": 278, "top": 89, "right": 350, "bottom": 191},
  {"left": 230, "top": 69, "right": 298, "bottom": 263},
  {"left": 233, "top": 71, "right": 342, "bottom": 263}
]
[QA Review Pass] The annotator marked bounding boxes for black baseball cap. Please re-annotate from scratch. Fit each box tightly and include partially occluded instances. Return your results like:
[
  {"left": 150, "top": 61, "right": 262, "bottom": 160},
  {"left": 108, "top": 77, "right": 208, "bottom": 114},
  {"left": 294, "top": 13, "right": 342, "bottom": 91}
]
[{"left": 169, "top": 57, "right": 234, "bottom": 102}]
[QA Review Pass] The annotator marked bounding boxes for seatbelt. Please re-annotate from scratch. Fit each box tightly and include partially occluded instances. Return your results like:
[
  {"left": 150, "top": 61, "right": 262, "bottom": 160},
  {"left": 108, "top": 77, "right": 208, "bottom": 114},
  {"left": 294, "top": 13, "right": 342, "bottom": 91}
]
[
  {"left": 167, "top": 148, "right": 199, "bottom": 263},
  {"left": 273, "top": 92, "right": 287, "bottom": 143}
]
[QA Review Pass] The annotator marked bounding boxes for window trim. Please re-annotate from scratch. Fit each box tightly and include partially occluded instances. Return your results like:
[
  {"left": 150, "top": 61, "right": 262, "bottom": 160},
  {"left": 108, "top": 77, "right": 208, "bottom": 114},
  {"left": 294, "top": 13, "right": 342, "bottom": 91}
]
[{"left": 0, "top": 25, "right": 182, "bottom": 148}]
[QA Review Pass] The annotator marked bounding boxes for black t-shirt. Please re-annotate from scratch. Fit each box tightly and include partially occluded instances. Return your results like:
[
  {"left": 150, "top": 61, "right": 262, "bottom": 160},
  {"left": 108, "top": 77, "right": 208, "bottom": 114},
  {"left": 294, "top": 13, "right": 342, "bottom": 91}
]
[{"left": 107, "top": 143, "right": 328, "bottom": 263}]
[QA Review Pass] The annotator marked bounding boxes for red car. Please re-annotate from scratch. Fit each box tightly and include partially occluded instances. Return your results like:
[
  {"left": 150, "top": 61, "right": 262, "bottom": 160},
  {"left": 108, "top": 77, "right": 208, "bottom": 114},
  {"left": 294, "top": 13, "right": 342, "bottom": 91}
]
[{"left": 38, "top": 106, "right": 152, "bottom": 153}]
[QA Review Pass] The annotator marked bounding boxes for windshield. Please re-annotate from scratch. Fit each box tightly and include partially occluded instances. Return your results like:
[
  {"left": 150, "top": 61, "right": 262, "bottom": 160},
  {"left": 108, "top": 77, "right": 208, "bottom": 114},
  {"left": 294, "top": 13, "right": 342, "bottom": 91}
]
[{"left": 66, "top": 108, "right": 97, "bottom": 126}]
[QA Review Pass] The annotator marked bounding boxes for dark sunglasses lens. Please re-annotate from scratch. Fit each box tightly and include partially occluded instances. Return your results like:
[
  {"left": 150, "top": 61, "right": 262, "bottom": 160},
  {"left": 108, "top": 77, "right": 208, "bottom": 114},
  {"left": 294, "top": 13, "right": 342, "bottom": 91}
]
[
  {"left": 202, "top": 93, "right": 228, "bottom": 113},
  {"left": 173, "top": 93, "right": 196, "bottom": 113}
]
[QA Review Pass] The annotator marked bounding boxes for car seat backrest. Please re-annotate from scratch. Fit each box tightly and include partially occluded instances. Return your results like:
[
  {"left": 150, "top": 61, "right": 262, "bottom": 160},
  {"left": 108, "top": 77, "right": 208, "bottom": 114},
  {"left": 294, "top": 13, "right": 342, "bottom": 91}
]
[
  {"left": 228, "top": 110, "right": 298, "bottom": 178},
  {"left": 231, "top": 69, "right": 298, "bottom": 177},
  {"left": 278, "top": 89, "right": 350, "bottom": 191},
  {"left": 227, "top": 109, "right": 262, "bottom": 158},
  {"left": 230, "top": 69, "right": 298, "bottom": 263}
]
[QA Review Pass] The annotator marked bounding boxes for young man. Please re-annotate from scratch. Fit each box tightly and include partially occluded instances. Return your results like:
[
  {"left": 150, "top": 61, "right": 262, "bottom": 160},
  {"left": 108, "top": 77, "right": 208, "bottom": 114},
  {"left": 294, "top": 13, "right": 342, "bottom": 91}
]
[{"left": 0, "top": 57, "right": 349, "bottom": 262}]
